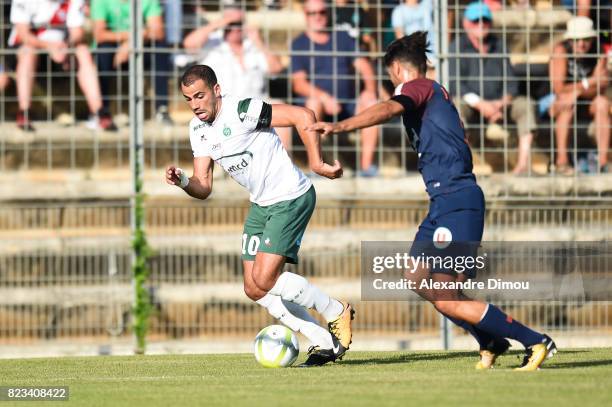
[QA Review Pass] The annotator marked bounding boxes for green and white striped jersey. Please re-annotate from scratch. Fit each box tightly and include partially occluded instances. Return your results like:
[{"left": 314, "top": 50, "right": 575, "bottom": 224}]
[{"left": 189, "top": 95, "right": 312, "bottom": 206}]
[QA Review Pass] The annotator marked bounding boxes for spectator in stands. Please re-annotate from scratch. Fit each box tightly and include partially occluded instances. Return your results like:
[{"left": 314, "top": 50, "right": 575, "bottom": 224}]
[
  {"left": 291, "top": 0, "right": 379, "bottom": 177},
  {"left": 561, "top": 0, "right": 610, "bottom": 44},
  {"left": 483, "top": 0, "right": 503, "bottom": 11},
  {"left": 91, "top": 0, "right": 173, "bottom": 126},
  {"left": 391, "top": 0, "right": 436, "bottom": 65},
  {"left": 334, "top": 0, "right": 377, "bottom": 53},
  {"left": 449, "top": 2, "right": 537, "bottom": 175},
  {"left": 182, "top": 7, "right": 291, "bottom": 149},
  {"left": 8, "top": 0, "right": 111, "bottom": 132},
  {"left": 550, "top": 16, "right": 609, "bottom": 174}
]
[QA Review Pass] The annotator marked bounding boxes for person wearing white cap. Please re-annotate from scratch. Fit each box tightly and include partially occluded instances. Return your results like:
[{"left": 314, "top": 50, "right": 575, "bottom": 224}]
[{"left": 549, "top": 16, "right": 609, "bottom": 174}]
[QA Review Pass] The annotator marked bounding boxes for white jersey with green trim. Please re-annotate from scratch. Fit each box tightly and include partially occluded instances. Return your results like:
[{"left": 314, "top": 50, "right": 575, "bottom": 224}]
[{"left": 189, "top": 94, "right": 312, "bottom": 206}]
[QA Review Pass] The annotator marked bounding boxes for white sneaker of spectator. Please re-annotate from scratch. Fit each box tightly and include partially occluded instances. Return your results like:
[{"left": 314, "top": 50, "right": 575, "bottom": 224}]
[{"left": 86, "top": 111, "right": 118, "bottom": 132}]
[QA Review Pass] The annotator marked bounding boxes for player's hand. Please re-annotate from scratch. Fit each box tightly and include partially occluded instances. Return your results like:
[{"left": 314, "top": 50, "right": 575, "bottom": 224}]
[
  {"left": 166, "top": 165, "right": 181, "bottom": 186},
  {"left": 306, "top": 121, "right": 337, "bottom": 138},
  {"left": 311, "top": 159, "right": 343, "bottom": 180},
  {"left": 165, "top": 165, "right": 189, "bottom": 188}
]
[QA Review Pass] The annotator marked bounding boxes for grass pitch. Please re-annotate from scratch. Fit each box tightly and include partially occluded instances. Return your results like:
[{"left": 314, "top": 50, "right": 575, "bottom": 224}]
[{"left": 1, "top": 349, "right": 611, "bottom": 407}]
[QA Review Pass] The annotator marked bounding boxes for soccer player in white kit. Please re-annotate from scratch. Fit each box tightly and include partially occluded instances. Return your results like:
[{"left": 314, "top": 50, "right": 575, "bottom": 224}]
[{"left": 166, "top": 65, "right": 354, "bottom": 366}]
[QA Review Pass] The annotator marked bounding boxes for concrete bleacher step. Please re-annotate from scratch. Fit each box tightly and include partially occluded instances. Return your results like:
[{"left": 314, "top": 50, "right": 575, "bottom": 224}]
[
  {"left": 3, "top": 168, "right": 612, "bottom": 202},
  {"left": 0, "top": 121, "right": 187, "bottom": 144},
  {"left": 1, "top": 224, "right": 611, "bottom": 256}
]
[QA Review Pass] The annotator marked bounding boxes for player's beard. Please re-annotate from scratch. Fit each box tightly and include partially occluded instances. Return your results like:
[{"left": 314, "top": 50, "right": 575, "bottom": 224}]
[{"left": 205, "top": 96, "right": 222, "bottom": 124}]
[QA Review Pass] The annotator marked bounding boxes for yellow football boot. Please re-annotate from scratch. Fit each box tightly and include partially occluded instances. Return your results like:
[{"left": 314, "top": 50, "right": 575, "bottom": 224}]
[
  {"left": 327, "top": 302, "right": 355, "bottom": 359},
  {"left": 515, "top": 335, "right": 557, "bottom": 371},
  {"left": 475, "top": 338, "right": 511, "bottom": 370}
]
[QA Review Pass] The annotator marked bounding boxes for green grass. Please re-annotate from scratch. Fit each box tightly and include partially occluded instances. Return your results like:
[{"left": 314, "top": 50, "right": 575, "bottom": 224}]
[{"left": 1, "top": 349, "right": 611, "bottom": 407}]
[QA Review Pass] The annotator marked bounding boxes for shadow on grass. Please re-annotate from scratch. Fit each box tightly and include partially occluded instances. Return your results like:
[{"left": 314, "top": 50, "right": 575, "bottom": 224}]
[
  {"left": 545, "top": 358, "right": 612, "bottom": 369},
  {"left": 340, "top": 349, "right": 589, "bottom": 366},
  {"left": 340, "top": 351, "right": 476, "bottom": 366}
]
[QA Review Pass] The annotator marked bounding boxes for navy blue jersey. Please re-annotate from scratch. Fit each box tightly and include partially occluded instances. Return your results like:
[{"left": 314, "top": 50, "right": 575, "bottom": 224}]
[{"left": 391, "top": 78, "right": 476, "bottom": 197}]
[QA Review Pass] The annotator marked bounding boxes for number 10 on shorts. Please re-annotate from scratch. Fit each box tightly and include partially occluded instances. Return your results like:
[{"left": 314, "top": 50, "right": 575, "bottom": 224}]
[{"left": 242, "top": 234, "right": 260, "bottom": 256}]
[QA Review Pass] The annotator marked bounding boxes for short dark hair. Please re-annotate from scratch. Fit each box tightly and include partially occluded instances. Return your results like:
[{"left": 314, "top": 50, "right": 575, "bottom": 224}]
[
  {"left": 181, "top": 64, "right": 218, "bottom": 88},
  {"left": 383, "top": 31, "right": 431, "bottom": 74}
]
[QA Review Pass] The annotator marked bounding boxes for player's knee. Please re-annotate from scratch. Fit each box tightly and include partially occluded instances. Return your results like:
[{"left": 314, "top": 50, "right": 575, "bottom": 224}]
[
  {"left": 251, "top": 269, "right": 275, "bottom": 294},
  {"left": 244, "top": 280, "right": 265, "bottom": 301}
]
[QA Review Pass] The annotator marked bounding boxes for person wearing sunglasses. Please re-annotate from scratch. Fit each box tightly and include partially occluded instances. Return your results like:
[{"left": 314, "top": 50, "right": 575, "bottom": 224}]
[
  {"left": 449, "top": 2, "right": 538, "bottom": 175},
  {"left": 291, "top": 0, "right": 379, "bottom": 177}
]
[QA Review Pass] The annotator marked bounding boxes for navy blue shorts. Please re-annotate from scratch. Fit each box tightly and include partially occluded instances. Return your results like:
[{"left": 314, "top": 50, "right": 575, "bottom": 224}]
[{"left": 410, "top": 185, "right": 485, "bottom": 278}]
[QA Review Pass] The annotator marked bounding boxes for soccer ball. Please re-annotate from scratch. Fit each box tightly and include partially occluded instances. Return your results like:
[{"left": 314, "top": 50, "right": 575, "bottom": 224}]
[{"left": 253, "top": 325, "right": 299, "bottom": 368}]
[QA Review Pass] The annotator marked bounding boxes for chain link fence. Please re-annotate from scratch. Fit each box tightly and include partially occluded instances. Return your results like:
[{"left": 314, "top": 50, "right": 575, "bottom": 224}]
[{"left": 1, "top": 201, "right": 611, "bottom": 346}]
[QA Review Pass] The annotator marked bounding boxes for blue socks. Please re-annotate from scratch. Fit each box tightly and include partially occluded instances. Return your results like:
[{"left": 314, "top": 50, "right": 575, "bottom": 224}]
[
  {"left": 444, "top": 314, "right": 497, "bottom": 350},
  {"left": 476, "top": 304, "right": 545, "bottom": 348}
]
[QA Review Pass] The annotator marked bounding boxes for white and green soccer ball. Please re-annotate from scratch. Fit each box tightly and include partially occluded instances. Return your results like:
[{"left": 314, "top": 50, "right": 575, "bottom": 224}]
[{"left": 253, "top": 325, "right": 299, "bottom": 368}]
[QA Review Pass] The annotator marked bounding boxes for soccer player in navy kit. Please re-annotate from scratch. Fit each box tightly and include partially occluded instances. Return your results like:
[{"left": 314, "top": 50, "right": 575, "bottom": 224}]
[{"left": 308, "top": 32, "right": 557, "bottom": 371}]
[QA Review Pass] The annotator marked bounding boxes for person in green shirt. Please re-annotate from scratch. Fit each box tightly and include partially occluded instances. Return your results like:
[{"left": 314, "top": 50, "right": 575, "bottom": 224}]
[{"left": 91, "top": 0, "right": 173, "bottom": 125}]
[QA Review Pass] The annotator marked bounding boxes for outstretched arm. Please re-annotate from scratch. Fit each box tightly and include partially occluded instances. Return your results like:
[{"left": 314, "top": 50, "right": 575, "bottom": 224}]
[
  {"left": 271, "top": 104, "right": 343, "bottom": 179},
  {"left": 166, "top": 156, "right": 215, "bottom": 200},
  {"left": 183, "top": 9, "right": 242, "bottom": 51},
  {"left": 307, "top": 100, "right": 405, "bottom": 137}
]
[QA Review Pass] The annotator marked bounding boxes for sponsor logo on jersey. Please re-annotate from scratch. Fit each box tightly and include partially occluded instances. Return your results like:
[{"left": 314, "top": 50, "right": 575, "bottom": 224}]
[
  {"left": 193, "top": 122, "right": 206, "bottom": 132},
  {"left": 211, "top": 143, "right": 221, "bottom": 151},
  {"left": 264, "top": 238, "right": 271, "bottom": 246},
  {"left": 238, "top": 112, "right": 258, "bottom": 124},
  {"left": 226, "top": 158, "right": 249, "bottom": 173},
  {"left": 433, "top": 227, "right": 452, "bottom": 249}
]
